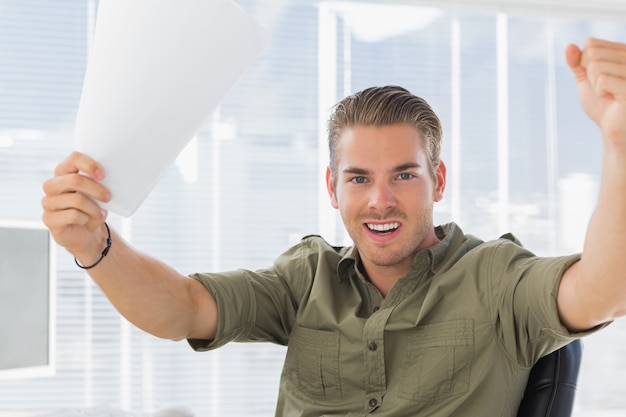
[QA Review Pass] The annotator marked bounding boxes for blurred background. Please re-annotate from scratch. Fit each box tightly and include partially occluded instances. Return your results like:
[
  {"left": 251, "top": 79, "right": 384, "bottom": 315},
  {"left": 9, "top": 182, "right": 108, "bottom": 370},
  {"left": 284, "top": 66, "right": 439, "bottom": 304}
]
[{"left": 1, "top": 0, "right": 625, "bottom": 415}]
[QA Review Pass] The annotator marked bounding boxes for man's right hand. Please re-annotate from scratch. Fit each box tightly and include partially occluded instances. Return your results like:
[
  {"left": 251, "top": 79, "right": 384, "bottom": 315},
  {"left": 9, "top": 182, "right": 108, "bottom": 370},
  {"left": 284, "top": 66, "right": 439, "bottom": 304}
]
[
  {"left": 41, "top": 151, "right": 219, "bottom": 342},
  {"left": 41, "top": 151, "right": 112, "bottom": 265}
]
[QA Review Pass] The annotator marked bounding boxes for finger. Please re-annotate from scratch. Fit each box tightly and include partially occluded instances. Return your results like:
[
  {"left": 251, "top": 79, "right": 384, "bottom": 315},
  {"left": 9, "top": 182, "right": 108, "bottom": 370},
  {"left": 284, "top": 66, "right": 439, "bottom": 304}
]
[
  {"left": 586, "top": 61, "right": 626, "bottom": 97},
  {"left": 583, "top": 37, "right": 626, "bottom": 55},
  {"left": 42, "top": 210, "right": 107, "bottom": 257},
  {"left": 41, "top": 185, "right": 109, "bottom": 241},
  {"left": 565, "top": 43, "right": 586, "bottom": 83},
  {"left": 42, "top": 206, "right": 95, "bottom": 233},
  {"left": 581, "top": 44, "right": 626, "bottom": 70},
  {"left": 43, "top": 171, "right": 111, "bottom": 203},
  {"left": 54, "top": 151, "right": 106, "bottom": 181},
  {"left": 42, "top": 190, "right": 106, "bottom": 220},
  {"left": 582, "top": 37, "right": 626, "bottom": 98},
  {"left": 42, "top": 204, "right": 107, "bottom": 246}
]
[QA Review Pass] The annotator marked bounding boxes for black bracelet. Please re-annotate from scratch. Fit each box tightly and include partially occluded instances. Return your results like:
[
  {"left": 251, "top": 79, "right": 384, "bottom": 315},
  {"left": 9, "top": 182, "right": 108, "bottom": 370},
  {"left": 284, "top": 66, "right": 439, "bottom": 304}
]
[{"left": 75, "top": 222, "right": 112, "bottom": 270}]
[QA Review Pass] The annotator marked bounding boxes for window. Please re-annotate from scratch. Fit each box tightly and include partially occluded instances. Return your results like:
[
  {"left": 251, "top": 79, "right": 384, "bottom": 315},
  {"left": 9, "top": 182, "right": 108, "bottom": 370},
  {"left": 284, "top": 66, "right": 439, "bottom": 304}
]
[{"left": 0, "top": 0, "right": 625, "bottom": 415}]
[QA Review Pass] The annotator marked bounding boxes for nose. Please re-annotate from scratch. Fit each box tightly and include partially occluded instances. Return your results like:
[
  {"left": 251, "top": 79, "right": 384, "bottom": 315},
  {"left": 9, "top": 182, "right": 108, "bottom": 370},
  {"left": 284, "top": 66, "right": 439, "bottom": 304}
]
[{"left": 368, "top": 182, "right": 397, "bottom": 211}]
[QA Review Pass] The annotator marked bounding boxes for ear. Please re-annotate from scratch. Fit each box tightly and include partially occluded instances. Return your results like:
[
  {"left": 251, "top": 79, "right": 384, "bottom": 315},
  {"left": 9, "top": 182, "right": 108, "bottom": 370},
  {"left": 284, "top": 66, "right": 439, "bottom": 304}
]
[
  {"left": 326, "top": 166, "right": 339, "bottom": 209},
  {"left": 434, "top": 160, "right": 447, "bottom": 202}
]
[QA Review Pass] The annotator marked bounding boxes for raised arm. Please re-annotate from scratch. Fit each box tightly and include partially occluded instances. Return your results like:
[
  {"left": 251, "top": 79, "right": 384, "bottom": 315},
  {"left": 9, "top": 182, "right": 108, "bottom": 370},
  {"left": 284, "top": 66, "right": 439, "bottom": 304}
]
[
  {"left": 41, "top": 151, "right": 217, "bottom": 341},
  {"left": 558, "top": 38, "right": 626, "bottom": 331}
]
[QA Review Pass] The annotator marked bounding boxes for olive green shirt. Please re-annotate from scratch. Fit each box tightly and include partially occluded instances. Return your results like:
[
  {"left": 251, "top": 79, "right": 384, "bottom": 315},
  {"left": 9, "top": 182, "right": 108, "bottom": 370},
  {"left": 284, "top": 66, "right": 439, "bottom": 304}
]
[{"left": 189, "top": 223, "right": 598, "bottom": 416}]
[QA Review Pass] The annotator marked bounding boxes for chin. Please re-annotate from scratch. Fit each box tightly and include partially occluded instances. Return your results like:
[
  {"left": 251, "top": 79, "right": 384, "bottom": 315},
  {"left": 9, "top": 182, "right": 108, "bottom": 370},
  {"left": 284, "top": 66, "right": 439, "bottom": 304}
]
[{"left": 363, "top": 246, "right": 416, "bottom": 267}]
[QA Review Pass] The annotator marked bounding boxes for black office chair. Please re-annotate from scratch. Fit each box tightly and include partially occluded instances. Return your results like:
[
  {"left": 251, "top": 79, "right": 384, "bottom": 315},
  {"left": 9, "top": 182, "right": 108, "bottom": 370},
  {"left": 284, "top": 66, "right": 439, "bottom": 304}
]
[{"left": 517, "top": 339, "right": 583, "bottom": 417}]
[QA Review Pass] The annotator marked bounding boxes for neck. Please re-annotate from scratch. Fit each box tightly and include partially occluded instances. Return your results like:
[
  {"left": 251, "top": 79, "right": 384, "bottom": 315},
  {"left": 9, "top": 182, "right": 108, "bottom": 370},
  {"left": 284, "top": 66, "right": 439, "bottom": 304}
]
[
  {"left": 358, "top": 228, "right": 441, "bottom": 297},
  {"left": 359, "top": 258, "right": 412, "bottom": 297}
]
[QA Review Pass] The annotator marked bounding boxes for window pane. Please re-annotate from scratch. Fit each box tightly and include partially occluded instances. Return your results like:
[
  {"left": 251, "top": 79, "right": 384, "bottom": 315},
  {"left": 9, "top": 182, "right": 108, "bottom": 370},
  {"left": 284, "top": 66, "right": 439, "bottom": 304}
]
[{"left": 1, "top": 1, "right": 626, "bottom": 416}]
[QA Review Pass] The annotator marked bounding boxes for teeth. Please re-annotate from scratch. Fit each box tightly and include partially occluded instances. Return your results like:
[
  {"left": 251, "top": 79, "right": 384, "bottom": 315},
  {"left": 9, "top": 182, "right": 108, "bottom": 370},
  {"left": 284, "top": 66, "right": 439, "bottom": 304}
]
[{"left": 367, "top": 222, "right": 400, "bottom": 232}]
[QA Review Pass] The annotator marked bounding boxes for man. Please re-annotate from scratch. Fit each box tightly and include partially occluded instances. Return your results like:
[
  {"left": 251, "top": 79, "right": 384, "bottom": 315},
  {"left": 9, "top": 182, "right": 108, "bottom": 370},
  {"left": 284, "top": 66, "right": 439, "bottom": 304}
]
[{"left": 41, "top": 38, "right": 626, "bottom": 416}]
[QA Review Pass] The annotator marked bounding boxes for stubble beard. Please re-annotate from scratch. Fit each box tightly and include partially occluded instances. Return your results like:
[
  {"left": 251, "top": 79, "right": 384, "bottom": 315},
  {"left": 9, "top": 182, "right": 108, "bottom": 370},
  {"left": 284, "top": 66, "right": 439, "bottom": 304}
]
[{"left": 345, "top": 206, "right": 434, "bottom": 268}]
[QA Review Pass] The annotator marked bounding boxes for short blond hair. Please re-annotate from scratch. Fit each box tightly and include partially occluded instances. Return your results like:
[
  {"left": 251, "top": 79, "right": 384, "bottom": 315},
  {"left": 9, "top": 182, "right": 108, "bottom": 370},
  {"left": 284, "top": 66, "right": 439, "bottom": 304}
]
[{"left": 327, "top": 86, "right": 442, "bottom": 181}]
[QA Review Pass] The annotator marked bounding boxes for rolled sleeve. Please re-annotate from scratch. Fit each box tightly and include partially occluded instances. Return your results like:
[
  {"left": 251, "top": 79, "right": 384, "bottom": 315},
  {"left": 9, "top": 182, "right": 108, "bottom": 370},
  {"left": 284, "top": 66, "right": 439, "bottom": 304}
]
[
  {"left": 187, "top": 269, "right": 257, "bottom": 351},
  {"left": 489, "top": 239, "right": 608, "bottom": 365},
  {"left": 186, "top": 241, "right": 319, "bottom": 352},
  {"left": 188, "top": 265, "right": 301, "bottom": 351}
]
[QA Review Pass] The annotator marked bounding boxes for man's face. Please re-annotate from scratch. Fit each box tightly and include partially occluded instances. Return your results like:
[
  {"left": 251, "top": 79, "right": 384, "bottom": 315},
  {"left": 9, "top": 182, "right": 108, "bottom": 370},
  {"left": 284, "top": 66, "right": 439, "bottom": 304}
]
[{"left": 326, "top": 123, "right": 446, "bottom": 278}]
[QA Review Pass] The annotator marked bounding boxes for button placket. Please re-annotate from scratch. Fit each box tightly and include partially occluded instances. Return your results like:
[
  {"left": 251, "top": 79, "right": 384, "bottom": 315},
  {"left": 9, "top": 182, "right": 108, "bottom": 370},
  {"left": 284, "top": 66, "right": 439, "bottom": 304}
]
[{"left": 362, "top": 306, "right": 392, "bottom": 409}]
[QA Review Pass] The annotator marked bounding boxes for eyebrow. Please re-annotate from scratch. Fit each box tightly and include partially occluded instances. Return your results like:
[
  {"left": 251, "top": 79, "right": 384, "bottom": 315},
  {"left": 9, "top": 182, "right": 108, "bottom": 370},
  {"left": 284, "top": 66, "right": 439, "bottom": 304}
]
[
  {"left": 392, "top": 163, "right": 421, "bottom": 172},
  {"left": 342, "top": 163, "right": 422, "bottom": 176}
]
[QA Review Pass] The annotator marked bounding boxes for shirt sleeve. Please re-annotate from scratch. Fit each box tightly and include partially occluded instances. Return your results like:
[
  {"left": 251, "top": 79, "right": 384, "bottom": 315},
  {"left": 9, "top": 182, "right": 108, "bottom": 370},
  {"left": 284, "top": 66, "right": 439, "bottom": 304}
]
[
  {"left": 486, "top": 237, "right": 610, "bottom": 366},
  {"left": 187, "top": 240, "right": 315, "bottom": 352}
]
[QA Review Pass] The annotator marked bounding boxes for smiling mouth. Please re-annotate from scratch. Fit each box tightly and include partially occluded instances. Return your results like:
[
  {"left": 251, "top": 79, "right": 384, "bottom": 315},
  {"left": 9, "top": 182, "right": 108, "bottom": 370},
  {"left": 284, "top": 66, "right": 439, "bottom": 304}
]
[{"left": 366, "top": 222, "right": 400, "bottom": 234}]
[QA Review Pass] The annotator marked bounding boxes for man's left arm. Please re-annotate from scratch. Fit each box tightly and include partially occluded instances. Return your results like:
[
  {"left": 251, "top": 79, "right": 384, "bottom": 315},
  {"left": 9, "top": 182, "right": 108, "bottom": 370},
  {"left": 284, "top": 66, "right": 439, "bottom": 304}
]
[{"left": 558, "top": 38, "right": 626, "bottom": 332}]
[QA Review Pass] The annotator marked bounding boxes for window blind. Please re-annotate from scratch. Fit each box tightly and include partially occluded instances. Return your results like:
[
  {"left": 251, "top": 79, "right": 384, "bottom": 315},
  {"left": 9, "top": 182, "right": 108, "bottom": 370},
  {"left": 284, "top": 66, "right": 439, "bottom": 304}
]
[
  {"left": 0, "top": 1, "right": 625, "bottom": 416},
  {"left": 359, "top": 0, "right": 626, "bottom": 21}
]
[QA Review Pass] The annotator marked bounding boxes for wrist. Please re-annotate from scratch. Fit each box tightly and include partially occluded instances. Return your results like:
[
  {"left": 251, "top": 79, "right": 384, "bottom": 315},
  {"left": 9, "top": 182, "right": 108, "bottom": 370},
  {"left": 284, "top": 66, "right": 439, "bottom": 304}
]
[{"left": 75, "top": 222, "right": 112, "bottom": 270}]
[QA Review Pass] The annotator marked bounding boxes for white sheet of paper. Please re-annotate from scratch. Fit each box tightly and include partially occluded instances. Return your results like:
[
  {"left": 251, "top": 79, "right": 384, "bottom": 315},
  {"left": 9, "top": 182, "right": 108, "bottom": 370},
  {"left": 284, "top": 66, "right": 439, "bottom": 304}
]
[{"left": 75, "top": 0, "right": 269, "bottom": 217}]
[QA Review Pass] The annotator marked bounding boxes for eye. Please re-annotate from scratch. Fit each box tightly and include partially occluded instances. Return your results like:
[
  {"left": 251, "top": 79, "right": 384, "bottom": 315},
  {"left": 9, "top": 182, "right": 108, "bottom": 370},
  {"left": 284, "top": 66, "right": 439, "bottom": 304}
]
[
  {"left": 397, "top": 172, "right": 415, "bottom": 180},
  {"left": 351, "top": 176, "right": 367, "bottom": 184}
]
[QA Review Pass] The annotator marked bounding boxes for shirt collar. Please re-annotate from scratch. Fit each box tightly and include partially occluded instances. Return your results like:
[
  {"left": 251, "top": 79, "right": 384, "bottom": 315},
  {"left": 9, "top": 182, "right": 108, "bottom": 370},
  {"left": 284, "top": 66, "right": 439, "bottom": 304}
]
[
  {"left": 335, "top": 222, "right": 465, "bottom": 282},
  {"left": 337, "top": 245, "right": 360, "bottom": 282}
]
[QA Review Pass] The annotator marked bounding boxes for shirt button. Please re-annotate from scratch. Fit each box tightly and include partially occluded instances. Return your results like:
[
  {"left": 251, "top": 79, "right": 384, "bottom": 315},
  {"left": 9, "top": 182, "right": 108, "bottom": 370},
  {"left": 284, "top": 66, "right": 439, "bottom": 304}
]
[
  {"left": 368, "top": 342, "right": 378, "bottom": 351},
  {"left": 369, "top": 398, "right": 378, "bottom": 408}
]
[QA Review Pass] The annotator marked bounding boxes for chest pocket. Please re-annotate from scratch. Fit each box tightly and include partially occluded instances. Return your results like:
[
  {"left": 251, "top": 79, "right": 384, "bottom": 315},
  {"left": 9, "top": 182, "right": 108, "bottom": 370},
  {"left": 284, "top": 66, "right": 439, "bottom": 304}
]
[
  {"left": 399, "top": 319, "right": 474, "bottom": 403},
  {"left": 283, "top": 325, "right": 342, "bottom": 401}
]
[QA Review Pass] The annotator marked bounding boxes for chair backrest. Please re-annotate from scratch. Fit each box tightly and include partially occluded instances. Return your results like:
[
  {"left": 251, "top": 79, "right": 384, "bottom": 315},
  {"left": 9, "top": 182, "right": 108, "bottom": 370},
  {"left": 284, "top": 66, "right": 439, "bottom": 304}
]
[{"left": 517, "top": 339, "right": 583, "bottom": 417}]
